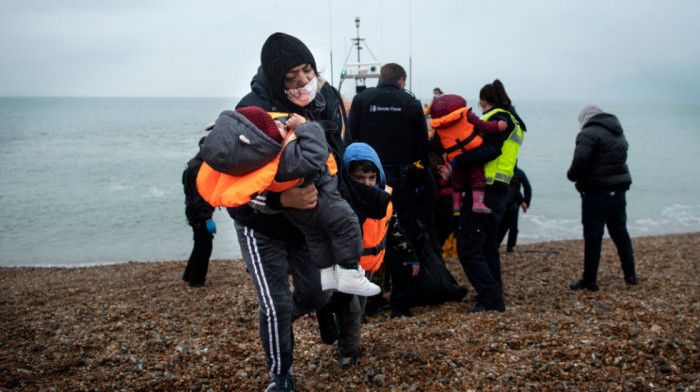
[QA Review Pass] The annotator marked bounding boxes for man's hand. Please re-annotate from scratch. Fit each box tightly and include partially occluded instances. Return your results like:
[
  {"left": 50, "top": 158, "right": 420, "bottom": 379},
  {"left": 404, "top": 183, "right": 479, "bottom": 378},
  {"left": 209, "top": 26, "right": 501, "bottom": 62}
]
[
  {"left": 521, "top": 202, "right": 528, "bottom": 213},
  {"left": 280, "top": 183, "right": 318, "bottom": 209}
]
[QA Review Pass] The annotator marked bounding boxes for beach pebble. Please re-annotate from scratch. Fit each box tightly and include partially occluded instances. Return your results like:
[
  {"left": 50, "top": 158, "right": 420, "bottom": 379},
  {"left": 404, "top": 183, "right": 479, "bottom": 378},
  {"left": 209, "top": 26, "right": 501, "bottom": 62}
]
[{"left": 0, "top": 234, "right": 697, "bottom": 390}]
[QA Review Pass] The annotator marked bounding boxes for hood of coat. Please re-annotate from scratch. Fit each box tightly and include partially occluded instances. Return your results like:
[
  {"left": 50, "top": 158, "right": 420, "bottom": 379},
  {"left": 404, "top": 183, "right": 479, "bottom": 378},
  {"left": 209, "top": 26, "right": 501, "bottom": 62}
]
[
  {"left": 260, "top": 32, "right": 317, "bottom": 102},
  {"left": 201, "top": 110, "right": 283, "bottom": 176},
  {"left": 342, "top": 142, "right": 387, "bottom": 190},
  {"left": 578, "top": 102, "right": 623, "bottom": 135},
  {"left": 578, "top": 101, "right": 603, "bottom": 128}
]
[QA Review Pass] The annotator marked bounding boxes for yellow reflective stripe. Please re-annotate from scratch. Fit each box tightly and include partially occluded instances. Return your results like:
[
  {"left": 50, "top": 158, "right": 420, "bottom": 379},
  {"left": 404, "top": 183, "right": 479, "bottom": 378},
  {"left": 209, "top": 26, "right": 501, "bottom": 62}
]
[
  {"left": 485, "top": 173, "right": 512, "bottom": 183},
  {"left": 510, "top": 129, "right": 524, "bottom": 145},
  {"left": 482, "top": 108, "right": 523, "bottom": 185}
]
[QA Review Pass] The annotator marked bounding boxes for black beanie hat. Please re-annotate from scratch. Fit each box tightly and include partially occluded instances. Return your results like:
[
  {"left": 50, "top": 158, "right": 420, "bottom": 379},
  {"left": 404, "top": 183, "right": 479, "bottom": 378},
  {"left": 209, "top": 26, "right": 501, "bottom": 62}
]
[{"left": 261, "top": 32, "right": 317, "bottom": 99}]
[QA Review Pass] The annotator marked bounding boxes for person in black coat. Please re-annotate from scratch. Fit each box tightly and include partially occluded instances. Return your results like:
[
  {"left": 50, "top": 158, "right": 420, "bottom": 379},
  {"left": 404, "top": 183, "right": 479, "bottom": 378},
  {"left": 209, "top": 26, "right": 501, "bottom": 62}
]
[
  {"left": 182, "top": 136, "right": 216, "bottom": 288},
  {"left": 498, "top": 166, "right": 532, "bottom": 252},
  {"left": 567, "top": 102, "right": 638, "bottom": 291},
  {"left": 203, "top": 33, "right": 363, "bottom": 387},
  {"left": 453, "top": 79, "right": 526, "bottom": 313}
]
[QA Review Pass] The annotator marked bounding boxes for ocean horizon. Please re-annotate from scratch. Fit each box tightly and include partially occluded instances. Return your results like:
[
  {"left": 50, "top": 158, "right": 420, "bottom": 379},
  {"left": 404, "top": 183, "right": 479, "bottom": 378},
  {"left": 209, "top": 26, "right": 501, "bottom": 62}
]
[{"left": 1, "top": 97, "right": 699, "bottom": 267}]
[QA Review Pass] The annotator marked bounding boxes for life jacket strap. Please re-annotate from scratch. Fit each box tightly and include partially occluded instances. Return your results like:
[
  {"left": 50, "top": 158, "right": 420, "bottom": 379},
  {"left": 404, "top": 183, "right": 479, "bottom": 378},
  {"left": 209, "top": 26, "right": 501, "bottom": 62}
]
[
  {"left": 362, "top": 242, "right": 386, "bottom": 257},
  {"left": 445, "top": 131, "right": 480, "bottom": 155}
]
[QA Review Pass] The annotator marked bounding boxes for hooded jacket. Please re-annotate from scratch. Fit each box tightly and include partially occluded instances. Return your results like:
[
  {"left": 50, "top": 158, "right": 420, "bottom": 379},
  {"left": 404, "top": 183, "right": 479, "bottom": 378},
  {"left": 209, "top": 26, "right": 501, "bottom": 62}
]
[
  {"left": 341, "top": 143, "right": 391, "bottom": 222},
  {"left": 239, "top": 67, "right": 349, "bottom": 153},
  {"left": 218, "top": 67, "right": 348, "bottom": 245},
  {"left": 199, "top": 110, "right": 331, "bottom": 207},
  {"left": 452, "top": 105, "right": 527, "bottom": 191},
  {"left": 343, "top": 143, "right": 418, "bottom": 270},
  {"left": 567, "top": 103, "right": 632, "bottom": 192}
]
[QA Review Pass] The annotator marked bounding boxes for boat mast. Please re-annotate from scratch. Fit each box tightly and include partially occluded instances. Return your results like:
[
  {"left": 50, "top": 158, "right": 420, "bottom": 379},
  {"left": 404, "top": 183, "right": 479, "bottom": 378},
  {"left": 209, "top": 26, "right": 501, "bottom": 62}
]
[{"left": 338, "top": 17, "right": 380, "bottom": 96}]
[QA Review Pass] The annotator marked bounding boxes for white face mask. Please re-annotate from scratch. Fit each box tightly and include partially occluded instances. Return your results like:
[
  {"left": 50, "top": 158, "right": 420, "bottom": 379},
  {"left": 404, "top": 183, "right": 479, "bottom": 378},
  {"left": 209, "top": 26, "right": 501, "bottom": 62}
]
[{"left": 285, "top": 76, "right": 318, "bottom": 107}]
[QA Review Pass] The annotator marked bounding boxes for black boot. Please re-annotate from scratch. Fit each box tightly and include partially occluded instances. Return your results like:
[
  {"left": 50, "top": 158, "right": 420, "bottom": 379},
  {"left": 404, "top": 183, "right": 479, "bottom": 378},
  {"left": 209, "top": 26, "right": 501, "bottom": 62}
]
[{"left": 569, "top": 279, "right": 599, "bottom": 291}]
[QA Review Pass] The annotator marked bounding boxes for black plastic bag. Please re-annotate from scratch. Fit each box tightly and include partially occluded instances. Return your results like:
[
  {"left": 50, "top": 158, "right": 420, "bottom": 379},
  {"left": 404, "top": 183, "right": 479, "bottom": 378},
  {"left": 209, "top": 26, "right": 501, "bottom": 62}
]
[{"left": 413, "top": 241, "right": 468, "bottom": 306}]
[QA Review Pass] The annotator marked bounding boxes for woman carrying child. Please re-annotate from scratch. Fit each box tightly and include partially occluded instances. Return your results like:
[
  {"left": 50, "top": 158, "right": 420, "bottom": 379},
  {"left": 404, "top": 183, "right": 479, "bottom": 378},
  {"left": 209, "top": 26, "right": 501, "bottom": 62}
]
[
  {"left": 199, "top": 32, "right": 360, "bottom": 391},
  {"left": 451, "top": 80, "right": 526, "bottom": 313}
]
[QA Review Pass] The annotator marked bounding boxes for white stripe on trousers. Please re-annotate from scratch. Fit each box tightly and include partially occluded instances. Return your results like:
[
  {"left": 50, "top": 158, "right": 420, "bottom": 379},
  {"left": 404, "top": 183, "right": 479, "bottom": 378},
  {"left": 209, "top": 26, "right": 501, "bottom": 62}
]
[{"left": 243, "top": 226, "right": 283, "bottom": 376}]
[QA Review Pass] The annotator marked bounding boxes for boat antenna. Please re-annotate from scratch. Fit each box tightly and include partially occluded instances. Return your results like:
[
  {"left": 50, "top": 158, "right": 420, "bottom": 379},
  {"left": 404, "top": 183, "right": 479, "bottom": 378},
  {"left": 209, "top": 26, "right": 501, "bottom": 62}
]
[
  {"left": 338, "top": 17, "right": 380, "bottom": 96},
  {"left": 408, "top": 0, "right": 413, "bottom": 91},
  {"left": 328, "top": 0, "right": 334, "bottom": 86},
  {"left": 354, "top": 17, "right": 361, "bottom": 74}
]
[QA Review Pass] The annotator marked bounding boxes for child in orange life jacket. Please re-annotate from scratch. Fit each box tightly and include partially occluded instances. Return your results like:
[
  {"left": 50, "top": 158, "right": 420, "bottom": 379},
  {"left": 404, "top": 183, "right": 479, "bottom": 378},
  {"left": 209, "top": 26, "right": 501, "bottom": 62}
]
[
  {"left": 342, "top": 143, "right": 419, "bottom": 319},
  {"left": 429, "top": 94, "right": 507, "bottom": 214},
  {"left": 220, "top": 107, "right": 380, "bottom": 297},
  {"left": 313, "top": 143, "right": 419, "bottom": 369}
]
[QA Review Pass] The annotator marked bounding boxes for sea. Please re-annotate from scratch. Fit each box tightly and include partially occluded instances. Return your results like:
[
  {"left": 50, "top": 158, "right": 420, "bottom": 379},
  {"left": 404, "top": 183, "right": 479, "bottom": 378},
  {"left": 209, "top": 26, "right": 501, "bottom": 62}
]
[{"left": 1, "top": 97, "right": 699, "bottom": 267}]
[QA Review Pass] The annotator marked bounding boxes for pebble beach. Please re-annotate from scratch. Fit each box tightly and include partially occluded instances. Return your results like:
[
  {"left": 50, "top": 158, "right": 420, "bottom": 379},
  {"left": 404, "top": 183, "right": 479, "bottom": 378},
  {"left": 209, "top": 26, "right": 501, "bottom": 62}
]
[{"left": 1, "top": 233, "right": 698, "bottom": 391}]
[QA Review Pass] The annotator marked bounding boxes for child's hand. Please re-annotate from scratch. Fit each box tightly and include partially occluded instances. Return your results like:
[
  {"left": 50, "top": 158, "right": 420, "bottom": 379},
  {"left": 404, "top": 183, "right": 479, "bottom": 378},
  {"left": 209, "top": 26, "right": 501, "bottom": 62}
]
[
  {"left": 286, "top": 113, "right": 306, "bottom": 130},
  {"left": 498, "top": 120, "right": 507, "bottom": 132},
  {"left": 403, "top": 262, "right": 420, "bottom": 276},
  {"left": 436, "top": 165, "right": 451, "bottom": 181}
]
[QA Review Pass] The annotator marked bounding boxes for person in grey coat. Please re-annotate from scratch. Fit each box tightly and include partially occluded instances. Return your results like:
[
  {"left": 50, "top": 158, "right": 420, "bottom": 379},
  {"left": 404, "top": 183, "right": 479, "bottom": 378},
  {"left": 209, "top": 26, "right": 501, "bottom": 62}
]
[
  {"left": 202, "top": 106, "right": 380, "bottom": 297},
  {"left": 567, "top": 101, "right": 639, "bottom": 291}
]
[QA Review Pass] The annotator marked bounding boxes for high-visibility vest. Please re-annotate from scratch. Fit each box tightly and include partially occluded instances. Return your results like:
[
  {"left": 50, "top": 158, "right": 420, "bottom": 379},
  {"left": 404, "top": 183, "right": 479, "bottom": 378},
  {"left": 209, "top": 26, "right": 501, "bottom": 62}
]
[
  {"left": 197, "top": 126, "right": 337, "bottom": 208},
  {"left": 429, "top": 107, "right": 483, "bottom": 161},
  {"left": 482, "top": 108, "right": 524, "bottom": 185},
  {"left": 358, "top": 186, "right": 393, "bottom": 273}
]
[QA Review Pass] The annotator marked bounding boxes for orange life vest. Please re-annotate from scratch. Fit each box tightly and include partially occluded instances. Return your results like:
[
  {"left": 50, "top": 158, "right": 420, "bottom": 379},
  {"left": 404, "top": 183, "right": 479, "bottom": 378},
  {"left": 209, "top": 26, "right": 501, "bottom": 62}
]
[
  {"left": 429, "top": 107, "right": 483, "bottom": 161},
  {"left": 358, "top": 186, "right": 393, "bottom": 273},
  {"left": 196, "top": 130, "right": 337, "bottom": 208}
]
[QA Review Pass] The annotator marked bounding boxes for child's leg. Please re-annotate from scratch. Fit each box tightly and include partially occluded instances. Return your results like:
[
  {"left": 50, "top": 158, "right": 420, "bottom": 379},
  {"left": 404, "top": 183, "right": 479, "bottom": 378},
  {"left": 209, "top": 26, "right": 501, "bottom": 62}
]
[
  {"left": 469, "top": 166, "right": 491, "bottom": 214},
  {"left": 319, "top": 180, "right": 381, "bottom": 296}
]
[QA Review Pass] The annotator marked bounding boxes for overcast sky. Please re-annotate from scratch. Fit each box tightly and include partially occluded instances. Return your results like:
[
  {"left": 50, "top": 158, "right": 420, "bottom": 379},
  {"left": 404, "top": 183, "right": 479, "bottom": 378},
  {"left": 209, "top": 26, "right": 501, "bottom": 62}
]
[{"left": 1, "top": 0, "right": 699, "bottom": 103}]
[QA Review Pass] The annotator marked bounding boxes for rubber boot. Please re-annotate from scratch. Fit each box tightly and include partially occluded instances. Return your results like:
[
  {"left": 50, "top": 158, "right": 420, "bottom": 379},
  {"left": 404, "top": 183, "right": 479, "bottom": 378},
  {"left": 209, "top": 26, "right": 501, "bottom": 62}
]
[
  {"left": 452, "top": 191, "right": 462, "bottom": 216},
  {"left": 471, "top": 189, "right": 492, "bottom": 214}
]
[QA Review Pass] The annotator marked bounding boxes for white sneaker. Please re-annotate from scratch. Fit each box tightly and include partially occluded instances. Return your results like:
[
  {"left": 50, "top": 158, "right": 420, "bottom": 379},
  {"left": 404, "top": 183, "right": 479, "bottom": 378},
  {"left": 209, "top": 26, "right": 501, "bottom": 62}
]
[
  {"left": 336, "top": 265, "right": 381, "bottom": 297},
  {"left": 320, "top": 266, "right": 338, "bottom": 292}
]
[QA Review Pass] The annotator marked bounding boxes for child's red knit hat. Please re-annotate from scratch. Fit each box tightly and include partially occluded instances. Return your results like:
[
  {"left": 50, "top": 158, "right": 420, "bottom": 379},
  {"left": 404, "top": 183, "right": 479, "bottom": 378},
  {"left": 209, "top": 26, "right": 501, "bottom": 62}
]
[
  {"left": 430, "top": 94, "right": 467, "bottom": 119},
  {"left": 236, "top": 106, "right": 283, "bottom": 143}
]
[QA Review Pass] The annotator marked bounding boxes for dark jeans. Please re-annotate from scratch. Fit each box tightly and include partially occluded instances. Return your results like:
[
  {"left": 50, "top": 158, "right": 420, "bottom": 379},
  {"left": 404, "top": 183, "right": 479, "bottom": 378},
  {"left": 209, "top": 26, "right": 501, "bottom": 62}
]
[
  {"left": 385, "top": 174, "right": 421, "bottom": 312},
  {"left": 183, "top": 223, "right": 213, "bottom": 285},
  {"left": 331, "top": 292, "right": 363, "bottom": 358},
  {"left": 434, "top": 195, "right": 457, "bottom": 247},
  {"left": 497, "top": 207, "right": 520, "bottom": 250},
  {"left": 456, "top": 187, "right": 507, "bottom": 310},
  {"left": 581, "top": 191, "right": 636, "bottom": 282},
  {"left": 387, "top": 253, "right": 417, "bottom": 313}
]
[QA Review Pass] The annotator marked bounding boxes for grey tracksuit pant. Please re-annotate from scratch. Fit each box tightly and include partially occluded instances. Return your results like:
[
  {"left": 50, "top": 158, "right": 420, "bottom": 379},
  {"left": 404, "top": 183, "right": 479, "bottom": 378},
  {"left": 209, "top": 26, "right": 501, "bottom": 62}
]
[{"left": 235, "top": 221, "right": 330, "bottom": 378}]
